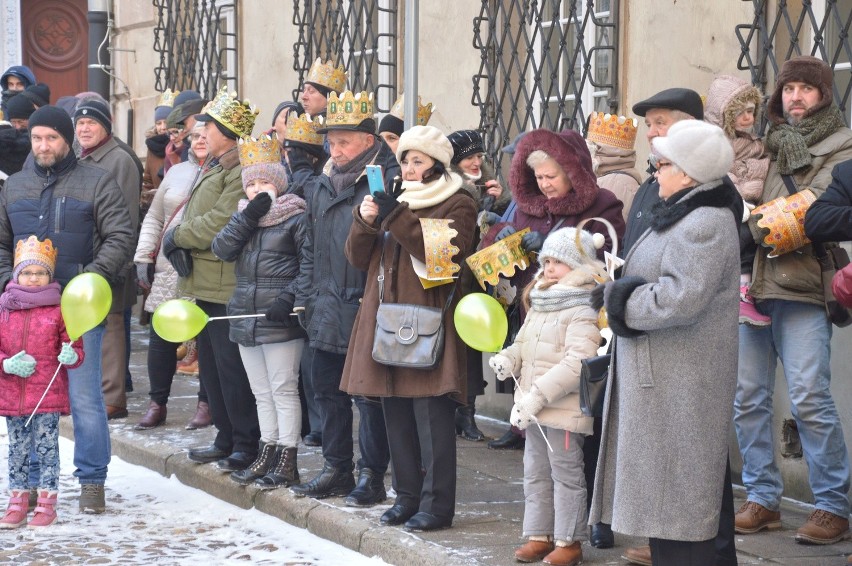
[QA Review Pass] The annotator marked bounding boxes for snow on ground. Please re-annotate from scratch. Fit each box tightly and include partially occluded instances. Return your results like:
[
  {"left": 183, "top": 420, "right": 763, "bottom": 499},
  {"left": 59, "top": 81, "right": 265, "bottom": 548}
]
[{"left": 0, "top": 424, "right": 389, "bottom": 565}]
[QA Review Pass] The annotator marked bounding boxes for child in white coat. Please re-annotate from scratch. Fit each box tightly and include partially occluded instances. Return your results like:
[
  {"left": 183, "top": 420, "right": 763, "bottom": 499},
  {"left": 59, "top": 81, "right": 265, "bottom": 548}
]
[{"left": 489, "top": 227, "right": 604, "bottom": 566}]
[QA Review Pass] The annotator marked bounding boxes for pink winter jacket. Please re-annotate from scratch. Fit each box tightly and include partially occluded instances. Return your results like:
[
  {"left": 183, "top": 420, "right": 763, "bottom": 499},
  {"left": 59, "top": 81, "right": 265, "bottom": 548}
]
[{"left": 0, "top": 306, "right": 84, "bottom": 417}]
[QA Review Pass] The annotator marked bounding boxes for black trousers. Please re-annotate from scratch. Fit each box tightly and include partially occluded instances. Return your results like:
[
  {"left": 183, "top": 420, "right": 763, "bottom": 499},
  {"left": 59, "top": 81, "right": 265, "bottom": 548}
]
[
  {"left": 649, "top": 537, "right": 716, "bottom": 566},
  {"left": 196, "top": 300, "right": 260, "bottom": 455},
  {"left": 306, "top": 347, "right": 389, "bottom": 473},
  {"left": 382, "top": 395, "right": 458, "bottom": 519}
]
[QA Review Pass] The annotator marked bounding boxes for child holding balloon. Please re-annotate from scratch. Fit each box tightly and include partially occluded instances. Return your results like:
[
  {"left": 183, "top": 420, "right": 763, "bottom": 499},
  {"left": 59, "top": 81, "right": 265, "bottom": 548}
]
[
  {"left": 488, "top": 227, "right": 604, "bottom": 565},
  {"left": 211, "top": 134, "right": 306, "bottom": 489},
  {"left": 0, "top": 236, "right": 84, "bottom": 528}
]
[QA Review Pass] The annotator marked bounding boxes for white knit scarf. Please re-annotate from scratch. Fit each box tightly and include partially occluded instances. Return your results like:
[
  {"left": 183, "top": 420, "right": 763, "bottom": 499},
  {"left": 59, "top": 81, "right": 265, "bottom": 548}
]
[{"left": 398, "top": 171, "right": 464, "bottom": 210}]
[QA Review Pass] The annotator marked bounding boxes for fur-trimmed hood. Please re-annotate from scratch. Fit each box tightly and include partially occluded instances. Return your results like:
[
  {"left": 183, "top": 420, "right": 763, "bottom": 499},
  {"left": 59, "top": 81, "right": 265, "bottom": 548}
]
[
  {"left": 704, "top": 75, "right": 763, "bottom": 138},
  {"left": 510, "top": 128, "right": 600, "bottom": 218}
]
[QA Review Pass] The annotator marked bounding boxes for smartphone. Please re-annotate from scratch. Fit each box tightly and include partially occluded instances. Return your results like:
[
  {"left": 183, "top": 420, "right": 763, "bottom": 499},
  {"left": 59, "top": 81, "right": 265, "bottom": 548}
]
[{"left": 366, "top": 165, "right": 384, "bottom": 195}]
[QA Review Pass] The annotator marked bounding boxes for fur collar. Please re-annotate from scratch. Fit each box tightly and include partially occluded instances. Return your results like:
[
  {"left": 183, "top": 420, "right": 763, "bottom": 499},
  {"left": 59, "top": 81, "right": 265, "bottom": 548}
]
[
  {"left": 649, "top": 180, "right": 740, "bottom": 232},
  {"left": 509, "top": 129, "right": 600, "bottom": 218}
]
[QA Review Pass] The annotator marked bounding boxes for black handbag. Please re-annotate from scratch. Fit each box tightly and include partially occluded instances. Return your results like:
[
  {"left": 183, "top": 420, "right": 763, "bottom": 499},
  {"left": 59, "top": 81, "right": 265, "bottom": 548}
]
[
  {"left": 371, "top": 235, "right": 456, "bottom": 370},
  {"left": 815, "top": 242, "right": 852, "bottom": 327},
  {"left": 579, "top": 352, "right": 610, "bottom": 418}
]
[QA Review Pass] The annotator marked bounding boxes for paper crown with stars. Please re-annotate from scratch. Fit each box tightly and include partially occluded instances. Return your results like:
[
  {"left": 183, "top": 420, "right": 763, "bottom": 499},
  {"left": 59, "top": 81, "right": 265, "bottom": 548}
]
[
  {"left": 237, "top": 133, "right": 281, "bottom": 167},
  {"left": 305, "top": 58, "right": 348, "bottom": 93},
  {"left": 285, "top": 112, "right": 325, "bottom": 146}
]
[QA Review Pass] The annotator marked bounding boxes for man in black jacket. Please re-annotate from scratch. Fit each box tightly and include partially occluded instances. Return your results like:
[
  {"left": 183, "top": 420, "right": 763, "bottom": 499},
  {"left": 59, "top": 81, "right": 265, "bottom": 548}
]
[
  {"left": 289, "top": 91, "right": 396, "bottom": 506},
  {"left": 0, "top": 105, "right": 134, "bottom": 514}
]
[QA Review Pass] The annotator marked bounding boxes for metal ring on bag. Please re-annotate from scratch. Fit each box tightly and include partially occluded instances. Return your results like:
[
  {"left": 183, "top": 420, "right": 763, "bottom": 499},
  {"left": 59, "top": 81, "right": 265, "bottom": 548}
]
[{"left": 398, "top": 325, "right": 415, "bottom": 341}]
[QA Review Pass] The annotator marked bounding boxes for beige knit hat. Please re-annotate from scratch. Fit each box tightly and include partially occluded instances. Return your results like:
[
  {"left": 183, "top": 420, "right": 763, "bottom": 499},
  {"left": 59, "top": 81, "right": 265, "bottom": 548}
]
[{"left": 396, "top": 125, "right": 454, "bottom": 168}]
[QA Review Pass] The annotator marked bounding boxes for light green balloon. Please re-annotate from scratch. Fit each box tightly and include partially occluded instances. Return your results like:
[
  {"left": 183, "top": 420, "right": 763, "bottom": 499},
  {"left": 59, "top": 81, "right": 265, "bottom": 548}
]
[
  {"left": 61, "top": 273, "right": 113, "bottom": 340},
  {"left": 152, "top": 299, "right": 208, "bottom": 343},
  {"left": 453, "top": 293, "right": 508, "bottom": 353}
]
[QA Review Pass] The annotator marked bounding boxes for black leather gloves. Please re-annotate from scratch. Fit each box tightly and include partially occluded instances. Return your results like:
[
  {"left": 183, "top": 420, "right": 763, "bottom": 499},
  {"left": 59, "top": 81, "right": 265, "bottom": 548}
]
[
  {"left": 266, "top": 296, "right": 297, "bottom": 326},
  {"left": 162, "top": 227, "right": 193, "bottom": 277},
  {"left": 243, "top": 191, "right": 273, "bottom": 223},
  {"left": 374, "top": 177, "right": 405, "bottom": 223},
  {"left": 521, "top": 231, "right": 544, "bottom": 253}
]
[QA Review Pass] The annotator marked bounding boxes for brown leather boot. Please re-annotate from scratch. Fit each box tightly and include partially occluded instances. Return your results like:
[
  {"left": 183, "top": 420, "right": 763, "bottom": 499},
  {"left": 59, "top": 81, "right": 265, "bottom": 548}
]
[
  {"left": 135, "top": 401, "right": 167, "bottom": 430},
  {"left": 735, "top": 501, "right": 781, "bottom": 534},
  {"left": 795, "top": 509, "right": 850, "bottom": 544},
  {"left": 514, "top": 539, "right": 554, "bottom": 563},
  {"left": 543, "top": 542, "right": 582, "bottom": 566},
  {"left": 185, "top": 400, "right": 212, "bottom": 430},
  {"left": 622, "top": 545, "right": 652, "bottom": 566}
]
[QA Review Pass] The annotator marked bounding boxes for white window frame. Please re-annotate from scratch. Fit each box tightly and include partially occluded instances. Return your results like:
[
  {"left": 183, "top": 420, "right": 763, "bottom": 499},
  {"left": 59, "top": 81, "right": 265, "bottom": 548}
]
[{"left": 342, "top": 0, "right": 394, "bottom": 111}]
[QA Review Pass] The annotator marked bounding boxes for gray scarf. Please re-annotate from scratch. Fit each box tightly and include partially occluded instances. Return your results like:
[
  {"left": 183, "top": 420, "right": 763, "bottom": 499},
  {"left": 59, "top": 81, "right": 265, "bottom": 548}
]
[
  {"left": 330, "top": 144, "right": 380, "bottom": 194},
  {"left": 764, "top": 105, "right": 846, "bottom": 175},
  {"left": 529, "top": 283, "right": 592, "bottom": 312}
]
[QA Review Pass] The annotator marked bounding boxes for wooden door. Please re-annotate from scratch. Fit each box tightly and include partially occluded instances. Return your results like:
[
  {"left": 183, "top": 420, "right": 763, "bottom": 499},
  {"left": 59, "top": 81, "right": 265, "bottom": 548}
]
[{"left": 21, "top": 0, "right": 89, "bottom": 101}]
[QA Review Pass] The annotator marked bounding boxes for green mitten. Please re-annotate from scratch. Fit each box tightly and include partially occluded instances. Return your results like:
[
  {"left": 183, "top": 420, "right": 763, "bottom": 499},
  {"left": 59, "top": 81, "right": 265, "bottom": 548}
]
[
  {"left": 57, "top": 342, "right": 79, "bottom": 366},
  {"left": 3, "top": 350, "right": 36, "bottom": 378}
]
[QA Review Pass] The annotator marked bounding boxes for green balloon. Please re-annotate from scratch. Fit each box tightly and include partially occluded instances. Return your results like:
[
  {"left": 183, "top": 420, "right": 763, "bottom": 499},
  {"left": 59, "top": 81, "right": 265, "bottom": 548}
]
[
  {"left": 61, "top": 273, "right": 113, "bottom": 340},
  {"left": 152, "top": 299, "right": 208, "bottom": 343},
  {"left": 454, "top": 293, "right": 508, "bottom": 352}
]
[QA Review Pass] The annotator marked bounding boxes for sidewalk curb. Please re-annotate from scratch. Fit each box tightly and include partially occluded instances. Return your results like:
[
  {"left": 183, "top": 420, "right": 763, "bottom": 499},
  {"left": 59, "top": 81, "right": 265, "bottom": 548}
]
[{"left": 60, "top": 419, "right": 478, "bottom": 565}]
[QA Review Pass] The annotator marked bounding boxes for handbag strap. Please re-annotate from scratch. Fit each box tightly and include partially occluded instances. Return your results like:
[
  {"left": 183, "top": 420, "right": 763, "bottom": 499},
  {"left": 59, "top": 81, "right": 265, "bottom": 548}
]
[
  {"left": 377, "top": 232, "right": 458, "bottom": 314},
  {"left": 151, "top": 195, "right": 191, "bottom": 259},
  {"left": 781, "top": 175, "right": 799, "bottom": 196}
]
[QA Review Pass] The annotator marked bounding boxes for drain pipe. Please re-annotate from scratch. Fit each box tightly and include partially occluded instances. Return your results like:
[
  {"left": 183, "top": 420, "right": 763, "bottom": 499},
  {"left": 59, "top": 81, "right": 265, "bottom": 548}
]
[{"left": 87, "top": 0, "right": 110, "bottom": 98}]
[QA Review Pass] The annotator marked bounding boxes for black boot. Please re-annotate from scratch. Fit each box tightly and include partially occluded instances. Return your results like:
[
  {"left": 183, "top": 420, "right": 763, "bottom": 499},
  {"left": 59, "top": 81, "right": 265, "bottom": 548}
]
[
  {"left": 590, "top": 522, "right": 614, "bottom": 548},
  {"left": 487, "top": 427, "right": 525, "bottom": 450},
  {"left": 290, "top": 461, "right": 354, "bottom": 499},
  {"left": 255, "top": 446, "right": 300, "bottom": 490},
  {"left": 230, "top": 441, "right": 277, "bottom": 485},
  {"left": 344, "top": 468, "right": 387, "bottom": 506},
  {"left": 455, "top": 403, "right": 485, "bottom": 441}
]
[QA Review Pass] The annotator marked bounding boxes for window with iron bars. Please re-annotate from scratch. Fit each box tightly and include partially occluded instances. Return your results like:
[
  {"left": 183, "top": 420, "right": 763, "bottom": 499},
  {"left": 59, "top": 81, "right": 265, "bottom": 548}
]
[
  {"left": 292, "top": 0, "right": 398, "bottom": 113},
  {"left": 473, "top": 0, "right": 619, "bottom": 179},
  {"left": 152, "top": 0, "right": 238, "bottom": 98},
  {"left": 736, "top": 0, "right": 852, "bottom": 128}
]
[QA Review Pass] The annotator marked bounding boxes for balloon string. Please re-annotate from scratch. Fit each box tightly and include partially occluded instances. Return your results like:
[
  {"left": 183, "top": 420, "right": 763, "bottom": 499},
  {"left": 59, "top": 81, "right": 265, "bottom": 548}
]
[
  {"left": 207, "top": 314, "right": 267, "bottom": 321},
  {"left": 510, "top": 369, "right": 553, "bottom": 453},
  {"left": 25, "top": 348, "right": 67, "bottom": 427}
]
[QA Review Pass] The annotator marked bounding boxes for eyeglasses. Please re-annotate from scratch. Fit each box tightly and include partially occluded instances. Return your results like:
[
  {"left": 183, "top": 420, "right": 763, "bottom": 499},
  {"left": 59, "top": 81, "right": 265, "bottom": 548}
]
[
  {"left": 167, "top": 129, "right": 183, "bottom": 138},
  {"left": 19, "top": 270, "right": 49, "bottom": 279},
  {"left": 649, "top": 153, "right": 674, "bottom": 171}
]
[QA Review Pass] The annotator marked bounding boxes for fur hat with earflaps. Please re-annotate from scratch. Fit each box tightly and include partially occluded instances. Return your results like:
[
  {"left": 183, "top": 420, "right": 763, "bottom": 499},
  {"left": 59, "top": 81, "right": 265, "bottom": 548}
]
[{"left": 767, "top": 56, "right": 834, "bottom": 125}]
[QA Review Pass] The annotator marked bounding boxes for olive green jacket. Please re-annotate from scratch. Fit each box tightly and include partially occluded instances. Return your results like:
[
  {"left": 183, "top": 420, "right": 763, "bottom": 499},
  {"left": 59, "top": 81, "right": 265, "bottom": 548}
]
[{"left": 174, "top": 147, "right": 242, "bottom": 304}]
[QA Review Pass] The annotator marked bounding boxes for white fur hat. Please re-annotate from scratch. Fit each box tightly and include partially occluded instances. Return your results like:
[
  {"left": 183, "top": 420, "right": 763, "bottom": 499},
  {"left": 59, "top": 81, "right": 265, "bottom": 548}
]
[
  {"left": 651, "top": 120, "right": 734, "bottom": 184},
  {"left": 396, "top": 125, "right": 454, "bottom": 168},
  {"left": 539, "top": 227, "right": 605, "bottom": 269}
]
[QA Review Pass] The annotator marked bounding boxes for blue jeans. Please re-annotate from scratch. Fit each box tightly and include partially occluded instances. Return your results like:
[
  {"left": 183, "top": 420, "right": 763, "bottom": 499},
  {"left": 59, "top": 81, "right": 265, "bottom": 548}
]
[
  {"left": 734, "top": 299, "right": 850, "bottom": 517},
  {"left": 67, "top": 324, "right": 111, "bottom": 484}
]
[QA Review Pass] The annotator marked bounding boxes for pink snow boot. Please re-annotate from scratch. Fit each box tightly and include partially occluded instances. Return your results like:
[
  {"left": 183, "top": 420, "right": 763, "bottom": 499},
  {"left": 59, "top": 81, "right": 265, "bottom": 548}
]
[
  {"left": 0, "top": 490, "right": 29, "bottom": 529},
  {"left": 28, "top": 490, "right": 57, "bottom": 528}
]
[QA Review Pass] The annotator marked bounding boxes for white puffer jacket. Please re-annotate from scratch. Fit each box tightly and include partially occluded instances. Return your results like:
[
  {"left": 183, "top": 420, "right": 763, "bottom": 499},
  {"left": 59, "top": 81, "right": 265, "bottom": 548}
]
[
  {"left": 497, "top": 269, "right": 602, "bottom": 435},
  {"left": 134, "top": 158, "right": 203, "bottom": 313}
]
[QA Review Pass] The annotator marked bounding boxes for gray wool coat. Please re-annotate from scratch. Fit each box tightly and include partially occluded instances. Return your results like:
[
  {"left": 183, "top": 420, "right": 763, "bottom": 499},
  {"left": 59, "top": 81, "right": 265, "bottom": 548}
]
[{"left": 589, "top": 180, "right": 741, "bottom": 542}]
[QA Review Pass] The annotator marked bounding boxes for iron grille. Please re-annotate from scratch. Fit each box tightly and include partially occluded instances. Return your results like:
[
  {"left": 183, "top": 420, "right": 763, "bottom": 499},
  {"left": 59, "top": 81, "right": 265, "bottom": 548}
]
[
  {"left": 152, "top": 0, "right": 238, "bottom": 98},
  {"left": 473, "top": 0, "right": 619, "bottom": 177},
  {"left": 292, "top": 0, "right": 399, "bottom": 113},
  {"left": 736, "top": 0, "right": 852, "bottom": 127}
]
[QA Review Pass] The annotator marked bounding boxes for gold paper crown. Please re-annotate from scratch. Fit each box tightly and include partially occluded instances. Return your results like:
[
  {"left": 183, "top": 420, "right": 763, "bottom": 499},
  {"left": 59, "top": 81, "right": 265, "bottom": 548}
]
[
  {"left": 285, "top": 112, "right": 325, "bottom": 146},
  {"left": 326, "top": 91, "right": 374, "bottom": 128},
  {"left": 203, "top": 86, "right": 259, "bottom": 138},
  {"left": 389, "top": 93, "right": 435, "bottom": 126},
  {"left": 238, "top": 134, "right": 281, "bottom": 167},
  {"left": 306, "top": 58, "right": 348, "bottom": 93},
  {"left": 586, "top": 112, "right": 638, "bottom": 151},
  {"left": 14, "top": 235, "right": 58, "bottom": 272},
  {"left": 156, "top": 88, "right": 180, "bottom": 108}
]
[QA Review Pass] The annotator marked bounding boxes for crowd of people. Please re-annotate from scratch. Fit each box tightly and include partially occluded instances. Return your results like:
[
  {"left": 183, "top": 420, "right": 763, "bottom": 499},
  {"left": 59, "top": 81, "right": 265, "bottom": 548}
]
[{"left": 0, "top": 54, "right": 850, "bottom": 566}]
